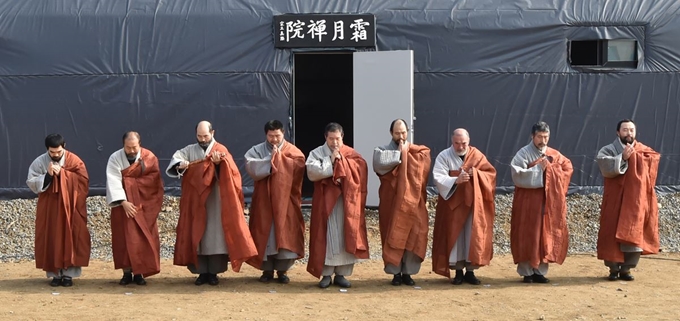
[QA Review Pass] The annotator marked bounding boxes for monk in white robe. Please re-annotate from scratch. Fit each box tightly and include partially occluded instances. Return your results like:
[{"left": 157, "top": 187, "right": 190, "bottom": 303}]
[
  {"left": 26, "top": 134, "right": 90, "bottom": 287},
  {"left": 106, "top": 131, "right": 164, "bottom": 286},
  {"left": 431, "top": 129, "right": 496, "bottom": 285}
]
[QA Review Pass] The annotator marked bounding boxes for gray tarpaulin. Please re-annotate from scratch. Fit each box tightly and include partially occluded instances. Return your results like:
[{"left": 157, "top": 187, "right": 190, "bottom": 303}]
[{"left": 1, "top": 0, "right": 679, "bottom": 200}]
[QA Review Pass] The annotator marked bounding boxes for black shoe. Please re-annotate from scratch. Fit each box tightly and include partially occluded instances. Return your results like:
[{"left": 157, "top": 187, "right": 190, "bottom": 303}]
[
  {"left": 318, "top": 276, "right": 332, "bottom": 288},
  {"left": 391, "top": 274, "right": 402, "bottom": 286},
  {"left": 195, "top": 273, "right": 209, "bottom": 286},
  {"left": 333, "top": 275, "right": 351, "bottom": 288},
  {"left": 61, "top": 276, "right": 73, "bottom": 287},
  {"left": 402, "top": 274, "right": 415, "bottom": 286},
  {"left": 208, "top": 273, "right": 219, "bottom": 286},
  {"left": 452, "top": 270, "right": 464, "bottom": 285},
  {"left": 133, "top": 274, "right": 146, "bottom": 285},
  {"left": 50, "top": 277, "right": 62, "bottom": 287},
  {"left": 464, "top": 271, "right": 481, "bottom": 285},
  {"left": 277, "top": 271, "right": 290, "bottom": 284},
  {"left": 532, "top": 274, "right": 550, "bottom": 283},
  {"left": 619, "top": 272, "right": 634, "bottom": 281},
  {"left": 119, "top": 272, "right": 133, "bottom": 285},
  {"left": 523, "top": 276, "right": 533, "bottom": 283},
  {"left": 259, "top": 271, "right": 275, "bottom": 283},
  {"left": 608, "top": 272, "right": 619, "bottom": 281}
]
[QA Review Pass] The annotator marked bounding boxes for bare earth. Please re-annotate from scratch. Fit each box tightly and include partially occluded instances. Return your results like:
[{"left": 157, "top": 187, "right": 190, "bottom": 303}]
[{"left": 1, "top": 254, "right": 678, "bottom": 321}]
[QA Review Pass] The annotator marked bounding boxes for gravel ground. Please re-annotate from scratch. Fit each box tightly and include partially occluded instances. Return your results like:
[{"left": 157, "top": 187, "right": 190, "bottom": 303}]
[{"left": 1, "top": 193, "right": 678, "bottom": 263}]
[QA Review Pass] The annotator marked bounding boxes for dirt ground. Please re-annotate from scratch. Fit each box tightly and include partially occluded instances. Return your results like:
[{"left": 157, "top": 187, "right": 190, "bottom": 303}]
[{"left": 0, "top": 254, "right": 678, "bottom": 321}]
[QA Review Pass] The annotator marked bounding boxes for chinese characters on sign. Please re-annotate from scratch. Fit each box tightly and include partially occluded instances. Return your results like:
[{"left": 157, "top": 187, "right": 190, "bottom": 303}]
[{"left": 274, "top": 14, "right": 376, "bottom": 48}]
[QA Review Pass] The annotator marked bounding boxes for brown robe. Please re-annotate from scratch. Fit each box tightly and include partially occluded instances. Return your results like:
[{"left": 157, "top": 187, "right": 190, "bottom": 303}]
[
  {"left": 511, "top": 148, "right": 573, "bottom": 268},
  {"left": 377, "top": 144, "right": 431, "bottom": 267},
  {"left": 35, "top": 152, "right": 91, "bottom": 273},
  {"left": 110, "top": 148, "right": 164, "bottom": 277},
  {"left": 246, "top": 143, "right": 306, "bottom": 269},
  {"left": 173, "top": 142, "right": 257, "bottom": 272},
  {"left": 597, "top": 142, "right": 660, "bottom": 262},
  {"left": 307, "top": 145, "right": 369, "bottom": 278},
  {"left": 432, "top": 147, "right": 496, "bottom": 278}
]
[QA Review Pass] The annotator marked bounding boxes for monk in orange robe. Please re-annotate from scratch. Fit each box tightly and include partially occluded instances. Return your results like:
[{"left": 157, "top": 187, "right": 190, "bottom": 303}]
[
  {"left": 596, "top": 119, "right": 660, "bottom": 281},
  {"left": 306, "top": 122, "right": 369, "bottom": 289},
  {"left": 372, "top": 119, "right": 430, "bottom": 286},
  {"left": 510, "top": 121, "right": 573, "bottom": 284},
  {"left": 106, "top": 131, "right": 164, "bottom": 286},
  {"left": 26, "top": 133, "right": 90, "bottom": 287},
  {"left": 245, "top": 120, "right": 306, "bottom": 284},
  {"left": 432, "top": 129, "right": 496, "bottom": 285},
  {"left": 166, "top": 121, "right": 257, "bottom": 286}
]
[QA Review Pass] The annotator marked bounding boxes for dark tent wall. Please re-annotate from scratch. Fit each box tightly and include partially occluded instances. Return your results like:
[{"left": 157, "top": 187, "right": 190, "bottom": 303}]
[{"left": 1, "top": 0, "right": 679, "bottom": 199}]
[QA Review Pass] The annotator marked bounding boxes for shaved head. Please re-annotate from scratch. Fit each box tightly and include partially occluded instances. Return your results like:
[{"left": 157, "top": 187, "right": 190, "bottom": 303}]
[
  {"left": 195, "top": 120, "right": 215, "bottom": 148},
  {"left": 453, "top": 128, "right": 469, "bottom": 138}
]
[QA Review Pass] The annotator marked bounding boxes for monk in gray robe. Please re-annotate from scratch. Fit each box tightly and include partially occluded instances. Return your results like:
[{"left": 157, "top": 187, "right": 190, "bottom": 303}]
[
  {"left": 245, "top": 120, "right": 306, "bottom": 284},
  {"left": 596, "top": 119, "right": 660, "bottom": 281},
  {"left": 166, "top": 121, "right": 257, "bottom": 286},
  {"left": 432, "top": 129, "right": 496, "bottom": 285},
  {"left": 106, "top": 131, "right": 164, "bottom": 286},
  {"left": 26, "top": 134, "right": 90, "bottom": 287},
  {"left": 306, "top": 122, "right": 369, "bottom": 289},
  {"left": 510, "top": 121, "right": 573, "bottom": 284},
  {"left": 373, "top": 119, "right": 431, "bottom": 286}
]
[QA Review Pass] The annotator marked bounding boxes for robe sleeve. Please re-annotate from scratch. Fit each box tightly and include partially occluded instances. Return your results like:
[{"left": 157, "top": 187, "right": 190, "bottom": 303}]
[
  {"left": 510, "top": 150, "right": 544, "bottom": 189},
  {"left": 166, "top": 146, "right": 191, "bottom": 178},
  {"left": 26, "top": 157, "right": 50, "bottom": 194},
  {"left": 306, "top": 150, "right": 334, "bottom": 182},
  {"left": 596, "top": 145, "right": 627, "bottom": 178},
  {"left": 244, "top": 146, "right": 272, "bottom": 181},
  {"left": 105, "top": 154, "right": 127, "bottom": 207},
  {"left": 433, "top": 152, "right": 457, "bottom": 200},
  {"left": 372, "top": 147, "right": 401, "bottom": 176}
]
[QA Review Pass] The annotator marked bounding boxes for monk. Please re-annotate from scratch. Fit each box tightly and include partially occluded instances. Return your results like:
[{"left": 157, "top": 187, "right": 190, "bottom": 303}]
[
  {"left": 106, "top": 131, "right": 164, "bottom": 286},
  {"left": 306, "top": 122, "right": 369, "bottom": 288},
  {"left": 245, "top": 120, "right": 306, "bottom": 284},
  {"left": 596, "top": 119, "right": 660, "bottom": 281},
  {"left": 372, "top": 119, "right": 430, "bottom": 286},
  {"left": 510, "top": 121, "right": 573, "bottom": 283},
  {"left": 26, "top": 133, "right": 90, "bottom": 287},
  {"left": 166, "top": 121, "right": 257, "bottom": 286},
  {"left": 432, "top": 129, "right": 496, "bottom": 285}
]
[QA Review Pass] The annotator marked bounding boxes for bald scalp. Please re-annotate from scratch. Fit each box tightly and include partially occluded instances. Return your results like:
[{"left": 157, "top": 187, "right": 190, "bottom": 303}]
[
  {"left": 452, "top": 128, "right": 469, "bottom": 139},
  {"left": 196, "top": 120, "right": 213, "bottom": 134}
]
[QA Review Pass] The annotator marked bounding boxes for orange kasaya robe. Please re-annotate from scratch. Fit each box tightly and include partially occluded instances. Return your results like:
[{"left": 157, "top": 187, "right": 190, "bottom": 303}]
[
  {"left": 110, "top": 148, "right": 164, "bottom": 277},
  {"left": 173, "top": 142, "right": 257, "bottom": 272},
  {"left": 307, "top": 145, "right": 370, "bottom": 278},
  {"left": 597, "top": 142, "right": 660, "bottom": 263},
  {"left": 432, "top": 147, "right": 496, "bottom": 278},
  {"left": 510, "top": 147, "right": 573, "bottom": 268},
  {"left": 35, "top": 151, "right": 91, "bottom": 273},
  {"left": 377, "top": 143, "right": 431, "bottom": 267},
  {"left": 246, "top": 143, "right": 306, "bottom": 269}
]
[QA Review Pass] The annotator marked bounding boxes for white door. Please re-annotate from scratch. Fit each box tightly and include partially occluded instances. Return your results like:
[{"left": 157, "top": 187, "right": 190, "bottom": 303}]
[{"left": 353, "top": 50, "right": 414, "bottom": 207}]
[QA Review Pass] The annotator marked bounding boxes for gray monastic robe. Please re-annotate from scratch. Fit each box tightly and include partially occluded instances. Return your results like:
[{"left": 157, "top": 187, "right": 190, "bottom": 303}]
[
  {"left": 510, "top": 143, "right": 545, "bottom": 189},
  {"left": 372, "top": 140, "right": 401, "bottom": 175},
  {"left": 166, "top": 140, "right": 228, "bottom": 256},
  {"left": 244, "top": 141, "right": 298, "bottom": 261},
  {"left": 306, "top": 144, "right": 359, "bottom": 266},
  {"left": 596, "top": 139, "right": 642, "bottom": 253},
  {"left": 433, "top": 147, "right": 474, "bottom": 266}
]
